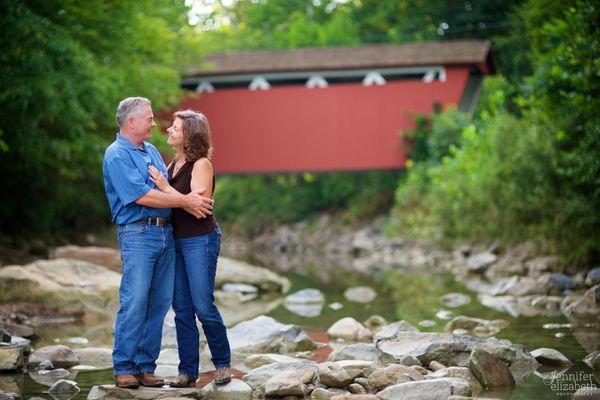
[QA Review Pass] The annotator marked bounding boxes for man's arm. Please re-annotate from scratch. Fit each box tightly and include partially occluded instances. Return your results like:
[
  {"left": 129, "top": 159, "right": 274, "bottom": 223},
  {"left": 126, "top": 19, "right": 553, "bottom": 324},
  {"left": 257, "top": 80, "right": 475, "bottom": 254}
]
[{"left": 135, "top": 189, "right": 213, "bottom": 217}]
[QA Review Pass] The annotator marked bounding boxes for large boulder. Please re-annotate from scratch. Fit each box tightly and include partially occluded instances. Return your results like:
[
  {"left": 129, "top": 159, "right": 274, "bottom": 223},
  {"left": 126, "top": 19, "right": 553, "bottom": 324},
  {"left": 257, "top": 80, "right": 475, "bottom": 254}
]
[
  {"left": 561, "top": 285, "right": 600, "bottom": 323},
  {"left": 0, "top": 259, "right": 121, "bottom": 312},
  {"left": 28, "top": 345, "right": 79, "bottom": 369},
  {"left": 328, "top": 318, "right": 373, "bottom": 342},
  {"left": 429, "top": 366, "right": 484, "bottom": 395},
  {"left": 376, "top": 378, "right": 471, "bottom": 400},
  {"left": 468, "top": 345, "right": 515, "bottom": 390},
  {"left": 375, "top": 332, "right": 537, "bottom": 382},
  {"left": 0, "top": 346, "right": 24, "bottom": 371},
  {"left": 227, "top": 315, "right": 316, "bottom": 354},
  {"left": 52, "top": 246, "right": 121, "bottom": 272},
  {"left": 88, "top": 385, "right": 203, "bottom": 400},
  {"left": 216, "top": 257, "right": 290, "bottom": 293}
]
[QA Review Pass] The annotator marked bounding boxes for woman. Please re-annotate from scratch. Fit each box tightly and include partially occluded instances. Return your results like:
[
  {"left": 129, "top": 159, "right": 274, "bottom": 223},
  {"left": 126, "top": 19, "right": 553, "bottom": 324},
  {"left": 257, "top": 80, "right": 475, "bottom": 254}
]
[{"left": 148, "top": 110, "right": 231, "bottom": 387}]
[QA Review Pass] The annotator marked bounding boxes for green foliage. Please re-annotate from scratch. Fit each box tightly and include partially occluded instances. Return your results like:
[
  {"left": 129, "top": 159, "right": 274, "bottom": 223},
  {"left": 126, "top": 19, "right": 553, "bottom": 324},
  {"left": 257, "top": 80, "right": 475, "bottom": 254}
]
[
  {"left": 215, "top": 171, "right": 400, "bottom": 235},
  {"left": 0, "top": 0, "right": 199, "bottom": 240}
]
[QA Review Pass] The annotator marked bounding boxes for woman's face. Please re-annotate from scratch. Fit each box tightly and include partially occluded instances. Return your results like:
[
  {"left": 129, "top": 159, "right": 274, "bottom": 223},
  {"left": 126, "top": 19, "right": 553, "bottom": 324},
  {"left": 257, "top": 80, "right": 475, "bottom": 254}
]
[{"left": 167, "top": 117, "right": 184, "bottom": 149}]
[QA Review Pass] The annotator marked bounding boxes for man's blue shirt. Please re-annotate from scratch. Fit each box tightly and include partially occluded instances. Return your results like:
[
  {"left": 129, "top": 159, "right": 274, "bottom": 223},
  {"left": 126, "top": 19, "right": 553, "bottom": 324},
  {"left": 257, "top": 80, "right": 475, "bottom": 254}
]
[{"left": 103, "top": 133, "right": 170, "bottom": 225}]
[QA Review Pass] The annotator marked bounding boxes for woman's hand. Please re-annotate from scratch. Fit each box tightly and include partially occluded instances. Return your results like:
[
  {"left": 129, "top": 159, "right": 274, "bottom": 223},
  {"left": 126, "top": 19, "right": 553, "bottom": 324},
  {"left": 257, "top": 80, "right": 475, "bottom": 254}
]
[{"left": 149, "top": 165, "right": 172, "bottom": 192}]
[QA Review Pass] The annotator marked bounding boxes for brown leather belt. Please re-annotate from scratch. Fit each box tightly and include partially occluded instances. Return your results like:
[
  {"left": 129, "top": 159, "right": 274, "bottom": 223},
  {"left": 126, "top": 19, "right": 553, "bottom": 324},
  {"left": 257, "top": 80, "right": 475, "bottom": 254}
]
[{"left": 133, "top": 217, "right": 171, "bottom": 227}]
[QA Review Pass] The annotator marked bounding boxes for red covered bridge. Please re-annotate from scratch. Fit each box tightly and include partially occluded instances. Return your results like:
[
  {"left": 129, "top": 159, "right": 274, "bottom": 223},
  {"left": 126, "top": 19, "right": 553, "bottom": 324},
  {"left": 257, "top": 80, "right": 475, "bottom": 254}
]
[{"left": 179, "top": 40, "right": 495, "bottom": 174}]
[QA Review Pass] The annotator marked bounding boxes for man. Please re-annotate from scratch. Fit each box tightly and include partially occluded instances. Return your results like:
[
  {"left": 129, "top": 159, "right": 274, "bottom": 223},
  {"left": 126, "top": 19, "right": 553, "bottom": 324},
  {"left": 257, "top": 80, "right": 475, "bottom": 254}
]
[{"left": 103, "top": 97, "right": 213, "bottom": 389}]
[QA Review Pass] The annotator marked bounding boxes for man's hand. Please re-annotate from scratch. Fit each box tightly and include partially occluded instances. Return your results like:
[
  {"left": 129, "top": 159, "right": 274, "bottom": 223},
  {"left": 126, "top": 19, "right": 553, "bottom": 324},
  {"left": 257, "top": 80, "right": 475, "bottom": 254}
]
[{"left": 183, "top": 189, "right": 214, "bottom": 218}]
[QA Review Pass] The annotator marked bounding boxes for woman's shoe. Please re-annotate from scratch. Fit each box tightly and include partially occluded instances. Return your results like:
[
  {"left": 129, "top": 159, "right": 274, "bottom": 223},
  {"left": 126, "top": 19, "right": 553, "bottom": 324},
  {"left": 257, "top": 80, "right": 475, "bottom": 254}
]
[
  {"left": 169, "top": 374, "right": 197, "bottom": 388},
  {"left": 214, "top": 367, "right": 232, "bottom": 385}
]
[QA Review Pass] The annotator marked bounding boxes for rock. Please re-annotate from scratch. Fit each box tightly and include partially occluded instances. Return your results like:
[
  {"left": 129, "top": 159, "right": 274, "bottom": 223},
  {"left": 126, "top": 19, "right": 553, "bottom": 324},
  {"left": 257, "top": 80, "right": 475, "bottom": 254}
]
[
  {"left": 435, "top": 310, "right": 454, "bottom": 320},
  {"left": 285, "top": 289, "right": 325, "bottom": 304},
  {"left": 366, "top": 364, "right": 423, "bottom": 391},
  {"left": 439, "top": 293, "right": 471, "bottom": 308},
  {"left": 468, "top": 345, "right": 515, "bottom": 389},
  {"left": 429, "top": 366, "right": 484, "bottom": 395},
  {"left": 465, "top": 252, "right": 497, "bottom": 273},
  {"left": 327, "top": 318, "right": 373, "bottom": 342},
  {"left": 243, "top": 354, "right": 302, "bottom": 370},
  {"left": 573, "top": 386, "right": 600, "bottom": 400},
  {"left": 583, "top": 351, "right": 600, "bottom": 370},
  {"left": 0, "top": 391, "right": 21, "bottom": 400},
  {"left": 0, "top": 346, "right": 24, "bottom": 371},
  {"left": 353, "top": 377, "right": 370, "bottom": 391},
  {"left": 376, "top": 332, "right": 537, "bottom": 382},
  {"left": 327, "top": 344, "right": 377, "bottom": 362},
  {"left": 429, "top": 361, "right": 445, "bottom": 371},
  {"left": 242, "top": 360, "right": 317, "bottom": 391},
  {"left": 52, "top": 245, "right": 122, "bottom": 272},
  {"left": 562, "top": 285, "right": 600, "bottom": 323},
  {"left": 311, "top": 388, "right": 350, "bottom": 399},
  {"left": 227, "top": 315, "right": 317, "bottom": 354},
  {"left": 586, "top": 268, "right": 600, "bottom": 286},
  {"left": 3, "top": 322, "right": 35, "bottom": 339},
  {"left": 549, "top": 273, "right": 576, "bottom": 291},
  {"left": 263, "top": 369, "right": 315, "bottom": 397},
  {"left": 334, "top": 360, "right": 375, "bottom": 380},
  {"left": 373, "top": 321, "right": 418, "bottom": 342},
  {"left": 48, "top": 379, "right": 79, "bottom": 400},
  {"left": 329, "top": 303, "right": 344, "bottom": 310},
  {"left": 29, "top": 369, "right": 76, "bottom": 387},
  {"left": 418, "top": 320, "right": 436, "bottom": 328},
  {"left": 444, "top": 317, "right": 508, "bottom": 338},
  {"left": 38, "top": 360, "right": 54, "bottom": 370},
  {"left": 376, "top": 378, "right": 471, "bottom": 400},
  {"left": 525, "top": 256, "right": 559, "bottom": 277},
  {"left": 0, "top": 259, "right": 121, "bottom": 295},
  {"left": 216, "top": 257, "right": 290, "bottom": 293},
  {"left": 344, "top": 287, "right": 377, "bottom": 303},
  {"left": 530, "top": 348, "right": 572, "bottom": 366},
  {"left": 347, "top": 383, "right": 366, "bottom": 394},
  {"left": 28, "top": 345, "right": 79, "bottom": 368},
  {"left": 221, "top": 283, "right": 258, "bottom": 294},
  {"left": 363, "top": 316, "right": 388, "bottom": 333},
  {"left": 88, "top": 385, "right": 203, "bottom": 400},
  {"left": 331, "top": 395, "right": 377, "bottom": 400},
  {"left": 202, "top": 379, "right": 252, "bottom": 400},
  {"left": 73, "top": 347, "right": 113, "bottom": 369},
  {"left": 317, "top": 362, "right": 354, "bottom": 388}
]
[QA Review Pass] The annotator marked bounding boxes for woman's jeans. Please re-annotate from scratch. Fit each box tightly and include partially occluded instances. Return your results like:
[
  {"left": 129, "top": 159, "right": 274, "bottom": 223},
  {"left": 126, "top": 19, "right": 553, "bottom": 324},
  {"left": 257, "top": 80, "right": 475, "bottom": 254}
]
[
  {"left": 113, "top": 223, "right": 175, "bottom": 375},
  {"left": 173, "top": 226, "right": 231, "bottom": 378}
]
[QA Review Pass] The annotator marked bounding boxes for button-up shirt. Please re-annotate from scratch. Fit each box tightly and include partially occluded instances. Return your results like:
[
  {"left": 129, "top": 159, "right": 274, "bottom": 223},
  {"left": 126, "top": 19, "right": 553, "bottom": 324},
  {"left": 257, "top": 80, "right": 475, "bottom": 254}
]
[{"left": 102, "top": 133, "right": 170, "bottom": 225}]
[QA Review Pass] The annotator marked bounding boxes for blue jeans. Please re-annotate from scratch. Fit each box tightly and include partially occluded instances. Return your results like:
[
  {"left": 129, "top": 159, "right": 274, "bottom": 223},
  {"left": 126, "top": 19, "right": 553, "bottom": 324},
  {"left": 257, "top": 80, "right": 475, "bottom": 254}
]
[
  {"left": 113, "top": 223, "right": 175, "bottom": 375},
  {"left": 173, "top": 226, "right": 231, "bottom": 378}
]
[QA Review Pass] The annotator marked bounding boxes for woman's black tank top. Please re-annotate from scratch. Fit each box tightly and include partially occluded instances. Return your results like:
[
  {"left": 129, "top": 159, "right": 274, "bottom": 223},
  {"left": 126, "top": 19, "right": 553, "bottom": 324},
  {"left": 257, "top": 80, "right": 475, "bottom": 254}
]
[{"left": 168, "top": 160, "right": 217, "bottom": 239}]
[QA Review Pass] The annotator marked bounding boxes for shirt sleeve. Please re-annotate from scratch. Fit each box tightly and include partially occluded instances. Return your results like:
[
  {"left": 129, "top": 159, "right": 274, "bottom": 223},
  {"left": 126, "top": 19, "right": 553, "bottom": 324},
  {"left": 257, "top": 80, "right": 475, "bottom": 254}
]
[{"left": 105, "top": 154, "right": 152, "bottom": 206}]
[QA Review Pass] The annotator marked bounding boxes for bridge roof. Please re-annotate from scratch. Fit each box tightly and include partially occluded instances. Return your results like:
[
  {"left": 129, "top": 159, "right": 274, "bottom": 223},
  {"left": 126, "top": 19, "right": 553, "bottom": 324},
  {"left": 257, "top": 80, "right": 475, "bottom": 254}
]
[{"left": 187, "top": 40, "right": 495, "bottom": 77}]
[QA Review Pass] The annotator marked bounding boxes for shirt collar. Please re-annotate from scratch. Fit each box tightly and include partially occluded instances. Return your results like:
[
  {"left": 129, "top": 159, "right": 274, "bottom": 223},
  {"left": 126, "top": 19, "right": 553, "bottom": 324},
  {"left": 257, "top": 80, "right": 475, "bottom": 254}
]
[{"left": 116, "top": 132, "right": 147, "bottom": 151}]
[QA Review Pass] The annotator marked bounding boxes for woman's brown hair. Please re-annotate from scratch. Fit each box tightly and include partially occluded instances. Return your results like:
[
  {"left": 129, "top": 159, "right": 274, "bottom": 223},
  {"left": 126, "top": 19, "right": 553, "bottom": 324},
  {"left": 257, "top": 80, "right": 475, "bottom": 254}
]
[{"left": 173, "top": 110, "right": 213, "bottom": 161}]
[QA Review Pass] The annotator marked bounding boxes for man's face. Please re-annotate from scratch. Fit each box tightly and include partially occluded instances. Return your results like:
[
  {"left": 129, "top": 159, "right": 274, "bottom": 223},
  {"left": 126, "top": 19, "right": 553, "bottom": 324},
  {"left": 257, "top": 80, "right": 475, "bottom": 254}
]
[{"left": 130, "top": 105, "right": 156, "bottom": 140}]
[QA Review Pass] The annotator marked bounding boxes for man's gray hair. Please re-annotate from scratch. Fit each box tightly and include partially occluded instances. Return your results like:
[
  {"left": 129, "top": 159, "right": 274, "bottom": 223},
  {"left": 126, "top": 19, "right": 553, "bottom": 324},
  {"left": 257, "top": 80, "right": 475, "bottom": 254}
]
[{"left": 116, "top": 97, "right": 152, "bottom": 127}]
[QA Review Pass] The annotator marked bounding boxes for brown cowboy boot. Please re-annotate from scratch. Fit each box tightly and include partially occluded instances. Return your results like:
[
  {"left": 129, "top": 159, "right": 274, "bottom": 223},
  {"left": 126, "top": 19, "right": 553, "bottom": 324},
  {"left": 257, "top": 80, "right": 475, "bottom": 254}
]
[
  {"left": 134, "top": 372, "right": 165, "bottom": 387},
  {"left": 114, "top": 374, "right": 140, "bottom": 389}
]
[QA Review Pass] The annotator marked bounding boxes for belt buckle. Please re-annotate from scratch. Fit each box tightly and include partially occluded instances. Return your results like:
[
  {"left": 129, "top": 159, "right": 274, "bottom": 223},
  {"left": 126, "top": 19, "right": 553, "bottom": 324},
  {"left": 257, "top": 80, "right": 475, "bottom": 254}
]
[{"left": 156, "top": 217, "right": 168, "bottom": 226}]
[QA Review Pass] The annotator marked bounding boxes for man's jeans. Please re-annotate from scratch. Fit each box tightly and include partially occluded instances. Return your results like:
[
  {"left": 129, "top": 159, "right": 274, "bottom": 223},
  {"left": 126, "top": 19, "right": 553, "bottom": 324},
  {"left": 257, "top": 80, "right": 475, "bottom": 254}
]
[
  {"left": 173, "top": 226, "right": 231, "bottom": 379},
  {"left": 113, "top": 223, "right": 175, "bottom": 375}
]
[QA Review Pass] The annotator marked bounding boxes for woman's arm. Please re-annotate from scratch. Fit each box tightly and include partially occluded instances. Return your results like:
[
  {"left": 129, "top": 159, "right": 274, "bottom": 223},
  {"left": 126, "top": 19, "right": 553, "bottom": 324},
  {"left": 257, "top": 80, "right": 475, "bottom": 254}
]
[
  {"left": 148, "top": 165, "right": 205, "bottom": 218},
  {"left": 190, "top": 158, "right": 214, "bottom": 197}
]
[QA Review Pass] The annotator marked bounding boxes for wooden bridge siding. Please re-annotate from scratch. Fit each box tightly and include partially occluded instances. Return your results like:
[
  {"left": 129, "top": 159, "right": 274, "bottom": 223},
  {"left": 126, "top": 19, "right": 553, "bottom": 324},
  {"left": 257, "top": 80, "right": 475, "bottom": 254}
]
[{"left": 179, "top": 66, "right": 470, "bottom": 174}]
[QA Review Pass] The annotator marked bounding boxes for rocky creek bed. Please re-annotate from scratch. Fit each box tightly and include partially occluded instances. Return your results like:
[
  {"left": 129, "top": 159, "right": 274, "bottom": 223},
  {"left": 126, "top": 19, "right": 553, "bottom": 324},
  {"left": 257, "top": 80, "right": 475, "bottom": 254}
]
[{"left": 0, "top": 220, "right": 599, "bottom": 400}]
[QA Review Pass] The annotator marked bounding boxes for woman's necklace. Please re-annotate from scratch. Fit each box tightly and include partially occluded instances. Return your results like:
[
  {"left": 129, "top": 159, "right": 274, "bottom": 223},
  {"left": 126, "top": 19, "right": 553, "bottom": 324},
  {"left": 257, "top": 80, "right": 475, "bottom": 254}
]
[{"left": 172, "top": 158, "right": 187, "bottom": 177}]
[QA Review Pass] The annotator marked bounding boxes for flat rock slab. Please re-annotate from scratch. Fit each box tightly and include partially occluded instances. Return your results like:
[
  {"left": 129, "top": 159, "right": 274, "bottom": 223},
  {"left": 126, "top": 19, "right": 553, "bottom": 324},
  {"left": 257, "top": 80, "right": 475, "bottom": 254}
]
[{"left": 87, "top": 385, "right": 203, "bottom": 400}]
